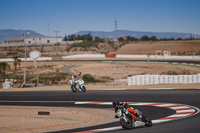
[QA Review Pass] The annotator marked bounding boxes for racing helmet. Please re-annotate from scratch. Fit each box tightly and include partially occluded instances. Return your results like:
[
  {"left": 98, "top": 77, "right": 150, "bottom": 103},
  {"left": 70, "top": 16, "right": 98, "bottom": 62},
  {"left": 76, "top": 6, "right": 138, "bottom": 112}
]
[
  {"left": 112, "top": 99, "right": 120, "bottom": 107},
  {"left": 73, "top": 73, "right": 78, "bottom": 78}
]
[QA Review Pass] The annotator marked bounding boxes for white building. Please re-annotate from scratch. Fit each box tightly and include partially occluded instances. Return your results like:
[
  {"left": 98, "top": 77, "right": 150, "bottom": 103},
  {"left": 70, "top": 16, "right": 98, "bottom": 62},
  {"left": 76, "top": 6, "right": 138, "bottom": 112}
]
[
  {"left": 3, "top": 36, "right": 62, "bottom": 45},
  {"left": 24, "top": 36, "right": 62, "bottom": 44}
]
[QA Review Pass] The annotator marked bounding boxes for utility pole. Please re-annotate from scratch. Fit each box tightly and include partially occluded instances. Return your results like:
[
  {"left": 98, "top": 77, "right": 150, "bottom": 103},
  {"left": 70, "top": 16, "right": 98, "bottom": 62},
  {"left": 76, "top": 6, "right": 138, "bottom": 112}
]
[
  {"left": 114, "top": 16, "right": 119, "bottom": 48},
  {"left": 54, "top": 30, "right": 60, "bottom": 43},
  {"left": 147, "top": 54, "right": 151, "bottom": 74},
  {"left": 54, "top": 30, "right": 60, "bottom": 55},
  {"left": 21, "top": 31, "right": 30, "bottom": 88}
]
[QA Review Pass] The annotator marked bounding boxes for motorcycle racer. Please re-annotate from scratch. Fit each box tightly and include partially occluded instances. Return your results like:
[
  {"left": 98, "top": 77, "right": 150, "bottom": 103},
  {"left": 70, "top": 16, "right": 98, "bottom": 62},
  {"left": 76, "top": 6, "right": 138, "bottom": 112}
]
[
  {"left": 113, "top": 99, "right": 142, "bottom": 119},
  {"left": 72, "top": 72, "right": 81, "bottom": 85}
]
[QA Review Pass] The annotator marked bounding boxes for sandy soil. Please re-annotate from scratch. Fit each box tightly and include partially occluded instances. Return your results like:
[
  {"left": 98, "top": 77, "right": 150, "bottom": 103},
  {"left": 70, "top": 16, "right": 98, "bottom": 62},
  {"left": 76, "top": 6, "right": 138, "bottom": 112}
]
[
  {"left": 0, "top": 106, "right": 117, "bottom": 133},
  {"left": 6, "top": 60, "right": 200, "bottom": 85},
  {"left": 114, "top": 40, "right": 200, "bottom": 55},
  {"left": 71, "top": 62, "right": 200, "bottom": 79}
]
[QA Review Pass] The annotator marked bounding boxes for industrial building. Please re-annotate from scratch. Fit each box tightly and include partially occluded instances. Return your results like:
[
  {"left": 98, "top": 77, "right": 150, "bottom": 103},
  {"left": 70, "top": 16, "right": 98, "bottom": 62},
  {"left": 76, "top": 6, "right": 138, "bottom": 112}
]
[{"left": 4, "top": 36, "right": 62, "bottom": 44}]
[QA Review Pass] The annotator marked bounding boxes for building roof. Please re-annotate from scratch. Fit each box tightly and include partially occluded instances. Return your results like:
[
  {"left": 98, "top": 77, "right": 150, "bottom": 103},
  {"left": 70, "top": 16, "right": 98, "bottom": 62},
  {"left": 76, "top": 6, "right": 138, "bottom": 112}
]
[
  {"left": 25, "top": 36, "right": 62, "bottom": 39},
  {"left": 4, "top": 38, "right": 23, "bottom": 41}
]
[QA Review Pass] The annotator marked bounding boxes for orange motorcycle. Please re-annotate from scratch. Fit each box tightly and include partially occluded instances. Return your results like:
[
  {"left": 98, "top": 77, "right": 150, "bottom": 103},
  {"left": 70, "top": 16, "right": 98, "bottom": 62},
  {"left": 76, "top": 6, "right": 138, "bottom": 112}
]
[{"left": 115, "top": 105, "right": 152, "bottom": 129}]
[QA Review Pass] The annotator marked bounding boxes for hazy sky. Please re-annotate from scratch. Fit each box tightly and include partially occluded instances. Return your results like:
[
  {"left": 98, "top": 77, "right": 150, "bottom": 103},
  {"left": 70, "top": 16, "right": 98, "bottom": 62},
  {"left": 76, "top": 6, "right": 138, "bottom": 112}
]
[{"left": 0, "top": 0, "right": 200, "bottom": 36}]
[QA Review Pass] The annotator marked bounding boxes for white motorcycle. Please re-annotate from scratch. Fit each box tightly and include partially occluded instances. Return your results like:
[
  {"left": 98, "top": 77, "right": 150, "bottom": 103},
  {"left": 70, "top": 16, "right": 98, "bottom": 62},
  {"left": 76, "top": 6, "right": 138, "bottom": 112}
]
[{"left": 69, "top": 79, "right": 86, "bottom": 92}]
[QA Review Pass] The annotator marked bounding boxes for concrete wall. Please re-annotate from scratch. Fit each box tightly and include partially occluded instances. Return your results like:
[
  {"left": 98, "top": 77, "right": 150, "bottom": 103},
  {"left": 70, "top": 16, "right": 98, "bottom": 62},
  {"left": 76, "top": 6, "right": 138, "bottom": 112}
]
[
  {"left": 62, "top": 54, "right": 200, "bottom": 60},
  {"left": 0, "top": 57, "right": 52, "bottom": 62},
  {"left": 116, "top": 54, "right": 200, "bottom": 59},
  {"left": 62, "top": 54, "right": 105, "bottom": 58}
]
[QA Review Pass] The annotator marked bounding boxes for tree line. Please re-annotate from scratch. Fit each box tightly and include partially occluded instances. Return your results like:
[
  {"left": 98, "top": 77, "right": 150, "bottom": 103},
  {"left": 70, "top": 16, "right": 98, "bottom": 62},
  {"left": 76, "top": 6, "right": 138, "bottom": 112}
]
[
  {"left": 64, "top": 33, "right": 199, "bottom": 42},
  {"left": 118, "top": 35, "right": 199, "bottom": 42},
  {"left": 64, "top": 34, "right": 93, "bottom": 41}
]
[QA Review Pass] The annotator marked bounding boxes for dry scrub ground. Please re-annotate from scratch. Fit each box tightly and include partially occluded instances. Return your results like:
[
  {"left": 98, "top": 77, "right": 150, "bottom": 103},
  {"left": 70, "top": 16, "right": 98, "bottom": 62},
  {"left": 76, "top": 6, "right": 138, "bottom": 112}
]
[
  {"left": 6, "top": 61, "right": 200, "bottom": 84},
  {"left": 0, "top": 106, "right": 116, "bottom": 133},
  {"left": 114, "top": 40, "right": 200, "bottom": 55}
]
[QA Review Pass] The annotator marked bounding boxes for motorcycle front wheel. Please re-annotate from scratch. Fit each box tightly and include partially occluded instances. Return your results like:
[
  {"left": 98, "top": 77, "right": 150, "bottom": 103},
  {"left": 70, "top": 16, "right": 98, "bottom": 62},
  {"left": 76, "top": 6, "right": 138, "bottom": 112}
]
[
  {"left": 81, "top": 86, "right": 86, "bottom": 92},
  {"left": 120, "top": 118, "right": 134, "bottom": 129},
  {"left": 71, "top": 85, "right": 76, "bottom": 92}
]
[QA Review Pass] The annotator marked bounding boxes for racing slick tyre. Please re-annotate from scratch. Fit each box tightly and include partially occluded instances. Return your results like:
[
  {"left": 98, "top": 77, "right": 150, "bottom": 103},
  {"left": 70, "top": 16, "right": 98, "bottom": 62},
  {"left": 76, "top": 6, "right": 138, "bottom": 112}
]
[
  {"left": 71, "top": 85, "right": 76, "bottom": 92},
  {"left": 81, "top": 86, "right": 86, "bottom": 92},
  {"left": 120, "top": 118, "right": 134, "bottom": 129},
  {"left": 142, "top": 116, "right": 152, "bottom": 127}
]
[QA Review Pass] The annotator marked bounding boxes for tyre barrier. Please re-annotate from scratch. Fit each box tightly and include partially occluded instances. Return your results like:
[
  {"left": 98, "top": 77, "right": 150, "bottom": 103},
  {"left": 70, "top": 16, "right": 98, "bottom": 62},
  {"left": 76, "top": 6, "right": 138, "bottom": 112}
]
[
  {"left": 38, "top": 111, "right": 50, "bottom": 115},
  {"left": 128, "top": 74, "right": 200, "bottom": 85}
]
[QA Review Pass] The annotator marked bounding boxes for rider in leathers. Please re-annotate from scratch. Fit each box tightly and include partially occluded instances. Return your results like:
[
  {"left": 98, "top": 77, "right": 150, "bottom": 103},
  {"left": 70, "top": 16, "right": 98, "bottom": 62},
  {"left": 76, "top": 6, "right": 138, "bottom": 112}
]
[
  {"left": 113, "top": 99, "right": 142, "bottom": 119},
  {"left": 72, "top": 72, "right": 81, "bottom": 85}
]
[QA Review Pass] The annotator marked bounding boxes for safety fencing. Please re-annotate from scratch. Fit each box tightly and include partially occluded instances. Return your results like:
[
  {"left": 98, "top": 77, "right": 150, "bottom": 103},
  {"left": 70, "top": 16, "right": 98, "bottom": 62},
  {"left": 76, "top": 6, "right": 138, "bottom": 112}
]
[{"left": 128, "top": 74, "right": 200, "bottom": 85}]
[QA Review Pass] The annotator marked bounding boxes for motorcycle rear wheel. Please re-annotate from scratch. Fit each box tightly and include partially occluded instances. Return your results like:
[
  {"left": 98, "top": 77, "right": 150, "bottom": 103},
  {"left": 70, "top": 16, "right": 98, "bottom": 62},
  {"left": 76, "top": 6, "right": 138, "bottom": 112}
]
[
  {"left": 120, "top": 118, "right": 134, "bottom": 129},
  {"left": 142, "top": 116, "right": 152, "bottom": 127},
  {"left": 71, "top": 85, "right": 76, "bottom": 92}
]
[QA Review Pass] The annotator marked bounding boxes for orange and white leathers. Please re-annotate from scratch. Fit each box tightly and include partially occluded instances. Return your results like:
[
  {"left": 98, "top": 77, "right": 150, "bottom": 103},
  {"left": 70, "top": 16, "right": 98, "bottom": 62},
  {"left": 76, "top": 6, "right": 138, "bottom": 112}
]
[{"left": 128, "top": 108, "right": 137, "bottom": 114}]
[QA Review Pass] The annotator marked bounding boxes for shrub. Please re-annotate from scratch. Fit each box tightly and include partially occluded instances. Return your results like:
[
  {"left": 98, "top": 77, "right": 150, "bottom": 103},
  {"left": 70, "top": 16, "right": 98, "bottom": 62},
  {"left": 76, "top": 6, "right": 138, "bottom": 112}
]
[
  {"left": 7, "top": 51, "right": 18, "bottom": 56},
  {"left": 82, "top": 74, "right": 100, "bottom": 83},
  {"left": 71, "top": 41, "right": 98, "bottom": 49}
]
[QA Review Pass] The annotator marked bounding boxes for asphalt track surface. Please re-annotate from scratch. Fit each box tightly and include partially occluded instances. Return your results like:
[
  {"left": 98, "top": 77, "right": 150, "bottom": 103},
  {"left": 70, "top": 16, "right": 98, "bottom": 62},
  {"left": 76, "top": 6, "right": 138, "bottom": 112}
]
[{"left": 0, "top": 89, "right": 200, "bottom": 133}]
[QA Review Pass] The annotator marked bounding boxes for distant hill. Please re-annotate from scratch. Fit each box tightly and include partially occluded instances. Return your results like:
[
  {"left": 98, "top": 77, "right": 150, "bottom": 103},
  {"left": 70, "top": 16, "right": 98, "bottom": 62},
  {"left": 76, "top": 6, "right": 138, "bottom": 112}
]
[
  {"left": 0, "top": 29, "right": 45, "bottom": 43},
  {"left": 74, "top": 30, "right": 199, "bottom": 39}
]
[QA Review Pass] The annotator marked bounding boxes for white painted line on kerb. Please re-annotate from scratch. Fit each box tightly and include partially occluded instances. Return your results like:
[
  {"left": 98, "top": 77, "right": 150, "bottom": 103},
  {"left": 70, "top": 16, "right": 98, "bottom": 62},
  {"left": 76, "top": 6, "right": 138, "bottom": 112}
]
[
  {"left": 129, "top": 103, "right": 155, "bottom": 105},
  {"left": 170, "top": 106, "right": 191, "bottom": 110},
  {"left": 98, "top": 102, "right": 112, "bottom": 105},
  {"left": 155, "top": 104, "right": 176, "bottom": 107},
  {"left": 152, "top": 119, "right": 171, "bottom": 123},
  {"left": 167, "top": 114, "right": 190, "bottom": 117},
  {"left": 96, "top": 126, "right": 122, "bottom": 131},
  {"left": 148, "top": 88, "right": 174, "bottom": 90},
  {"left": 176, "top": 110, "right": 195, "bottom": 113}
]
